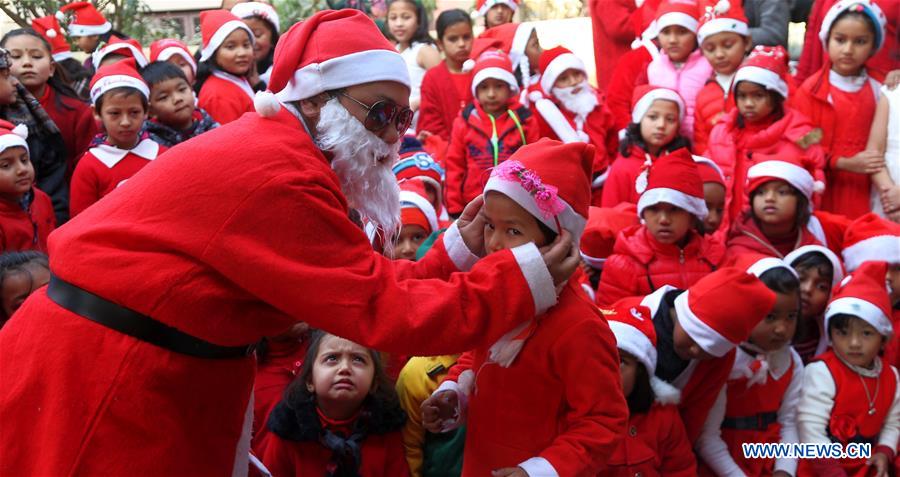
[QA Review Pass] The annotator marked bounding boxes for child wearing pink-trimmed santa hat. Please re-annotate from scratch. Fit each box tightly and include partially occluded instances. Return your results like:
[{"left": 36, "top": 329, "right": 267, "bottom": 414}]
[
  {"left": 599, "top": 301, "right": 697, "bottom": 476},
  {"left": 91, "top": 35, "right": 147, "bottom": 70},
  {"left": 697, "top": 256, "right": 805, "bottom": 477},
  {"left": 474, "top": 0, "right": 518, "bottom": 29},
  {"left": 785, "top": 244, "right": 846, "bottom": 363},
  {"left": 797, "top": 261, "right": 900, "bottom": 477},
  {"left": 530, "top": 46, "right": 616, "bottom": 205},
  {"left": 194, "top": 9, "right": 256, "bottom": 125},
  {"left": 597, "top": 147, "right": 725, "bottom": 306},
  {"left": 422, "top": 139, "right": 627, "bottom": 477},
  {"left": 150, "top": 39, "right": 197, "bottom": 85},
  {"left": 0, "top": 119, "right": 55, "bottom": 252},
  {"left": 600, "top": 85, "right": 692, "bottom": 207},
  {"left": 70, "top": 58, "right": 166, "bottom": 217}
]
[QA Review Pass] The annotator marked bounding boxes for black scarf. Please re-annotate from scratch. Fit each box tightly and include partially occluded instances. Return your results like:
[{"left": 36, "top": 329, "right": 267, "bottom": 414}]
[{"left": 654, "top": 289, "right": 691, "bottom": 383}]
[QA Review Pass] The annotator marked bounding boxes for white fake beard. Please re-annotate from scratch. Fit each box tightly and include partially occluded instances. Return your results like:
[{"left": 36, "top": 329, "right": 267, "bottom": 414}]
[
  {"left": 552, "top": 81, "right": 599, "bottom": 119},
  {"left": 316, "top": 97, "right": 401, "bottom": 236}
]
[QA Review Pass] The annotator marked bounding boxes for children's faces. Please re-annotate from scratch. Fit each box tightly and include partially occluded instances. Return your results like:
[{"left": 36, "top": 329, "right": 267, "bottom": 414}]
[
  {"left": 0, "top": 146, "right": 34, "bottom": 201},
  {"left": 831, "top": 317, "right": 883, "bottom": 368},
  {"left": 642, "top": 202, "right": 693, "bottom": 245},
  {"left": 827, "top": 16, "right": 876, "bottom": 77},
  {"left": 166, "top": 55, "right": 196, "bottom": 85},
  {"left": 735, "top": 81, "right": 776, "bottom": 124},
  {"left": 388, "top": 1, "right": 419, "bottom": 45},
  {"left": 751, "top": 180, "right": 799, "bottom": 228},
  {"left": 307, "top": 334, "right": 376, "bottom": 420},
  {"left": 75, "top": 35, "right": 100, "bottom": 53},
  {"left": 214, "top": 29, "right": 253, "bottom": 76},
  {"left": 1, "top": 266, "right": 49, "bottom": 320},
  {"left": 658, "top": 25, "right": 696, "bottom": 63},
  {"left": 438, "top": 22, "right": 473, "bottom": 68},
  {"left": 749, "top": 291, "right": 799, "bottom": 352},
  {"left": 94, "top": 92, "right": 147, "bottom": 149},
  {"left": 475, "top": 78, "right": 511, "bottom": 116},
  {"left": 797, "top": 265, "right": 831, "bottom": 319},
  {"left": 243, "top": 17, "right": 274, "bottom": 62},
  {"left": 553, "top": 68, "right": 587, "bottom": 90},
  {"left": 486, "top": 4, "right": 514, "bottom": 28},
  {"left": 700, "top": 32, "right": 749, "bottom": 76},
  {"left": 639, "top": 99, "right": 680, "bottom": 155},
  {"left": 4, "top": 34, "right": 54, "bottom": 96},
  {"left": 391, "top": 224, "right": 428, "bottom": 261},
  {"left": 149, "top": 77, "right": 195, "bottom": 131},
  {"left": 888, "top": 264, "right": 900, "bottom": 305},
  {"left": 483, "top": 191, "right": 551, "bottom": 253},
  {"left": 702, "top": 182, "right": 725, "bottom": 234},
  {"left": 0, "top": 69, "right": 19, "bottom": 106},
  {"left": 619, "top": 350, "right": 639, "bottom": 397}
]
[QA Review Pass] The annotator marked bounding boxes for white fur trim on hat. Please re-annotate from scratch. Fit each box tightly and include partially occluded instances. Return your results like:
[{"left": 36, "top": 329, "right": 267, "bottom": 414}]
[
  {"left": 631, "top": 88, "right": 684, "bottom": 124},
  {"left": 231, "top": 2, "right": 280, "bottom": 32},
  {"left": 819, "top": 0, "right": 887, "bottom": 53},
  {"left": 825, "top": 296, "right": 892, "bottom": 337},
  {"left": 200, "top": 20, "right": 254, "bottom": 62},
  {"left": 483, "top": 175, "right": 588, "bottom": 244},
  {"left": 733, "top": 65, "right": 789, "bottom": 98},
  {"left": 471, "top": 67, "right": 519, "bottom": 97},
  {"left": 637, "top": 187, "right": 709, "bottom": 220},
  {"left": 747, "top": 257, "right": 799, "bottom": 278},
  {"left": 698, "top": 17, "right": 750, "bottom": 44},
  {"left": 656, "top": 12, "right": 699, "bottom": 33},
  {"left": 156, "top": 46, "right": 197, "bottom": 74},
  {"left": 843, "top": 236, "right": 900, "bottom": 272},
  {"left": 650, "top": 376, "right": 681, "bottom": 404},
  {"left": 510, "top": 24, "right": 534, "bottom": 65},
  {"left": 92, "top": 43, "right": 149, "bottom": 70},
  {"left": 90, "top": 74, "right": 150, "bottom": 104},
  {"left": 273, "top": 49, "right": 410, "bottom": 104},
  {"left": 399, "top": 190, "right": 439, "bottom": 233},
  {"left": 540, "top": 53, "right": 585, "bottom": 97},
  {"left": 747, "top": 160, "right": 814, "bottom": 199},
  {"left": 67, "top": 21, "right": 112, "bottom": 37},
  {"left": 785, "top": 245, "right": 845, "bottom": 289},
  {"left": 477, "top": 0, "right": 518, "bottom": 15},
  {"left": 692, "top": 155, "right": 725, "bottom": 181},
  {"left": 52, "top": 51, "right": 74, "bottom": 62},
  {"left": 0, "top": 125, "right": 29, "bottom": 154},
  {"left": 609, "top": 320, "right": 657, "bottom": 373},
  {"left": 580, "top": 252, "right": 606, "bottom": 269},
  {"left": 674, "top": 290, "right": 735, "bottom": 357}
]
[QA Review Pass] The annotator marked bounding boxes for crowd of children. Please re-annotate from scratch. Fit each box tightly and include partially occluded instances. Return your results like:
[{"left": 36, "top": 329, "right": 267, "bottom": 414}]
[{"left": 0, "top": 0, "right": 898, "bottom": 475}]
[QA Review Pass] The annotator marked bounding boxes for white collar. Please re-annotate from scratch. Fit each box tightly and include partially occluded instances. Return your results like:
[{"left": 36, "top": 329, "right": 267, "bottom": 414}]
[
  {"left": 829, "top": 69, "right": 868, "bottom": 92},
  {"left": 212, "top": 69, "right": 255, "bottom": 100},
  {"left": 715, "top": 72, "right": 735, "bottom": 95},
  {"left": 90, "top": 138, "right": 160, "bottom": 168},
  {"left": 730, "top": 344, "right": 794, "bottom": 384}
]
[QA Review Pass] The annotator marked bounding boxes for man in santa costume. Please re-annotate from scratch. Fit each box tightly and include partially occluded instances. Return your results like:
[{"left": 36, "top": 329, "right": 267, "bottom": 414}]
[{"left": 0, "top": 10, "right": 579, "bottom": 477}]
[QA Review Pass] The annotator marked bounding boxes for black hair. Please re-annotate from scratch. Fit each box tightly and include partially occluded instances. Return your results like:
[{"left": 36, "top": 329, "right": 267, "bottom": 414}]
[
  {"left": 140, "top": 61, "right": 188, "bottom": 88},
  {"left": 748, "top": 181, "right": 812, "bottom": 228},
  {"left": 94, "top": 86, "right": 149, "bottom": 113},
  {"left": 193, "top": 28, "right": 254, "bottom": 94},
  {"left": 436, "top": 9, "right": 472, "bottom": 40},
  {"left": 758, "top": 266, "right": 802, "bottom": 318},
  {"left": 625, "top": 357, "right": 654, "bottom": 414},
  {"left": 734, "top": 81, "right": 785, "bottom": 128},
  {"left": 537, "top": 220, "right": 559, "bottom": 245},
  {"left": 828, "top": 10, "right": 880, "bottom": 47},
  {"left": 243, "top": 15, "right": 280, "bottom": 82},
  {"left": 0, "top": 29, "right": 85, "bottom": 108},
  {"left": 386, "top": 0, "right": 435, "bottom": 45},
  {"left": 0, "top": 250, "right": 49, "bottom": 322},
  {"left": 790, "top": 251, "right": 835, "bottom": 288},
  {"left": 619, "top": 122, "right": 692, "bottom": 157},
  {"left": 827, "top": 313, "right": 887, "bottom": 350}
]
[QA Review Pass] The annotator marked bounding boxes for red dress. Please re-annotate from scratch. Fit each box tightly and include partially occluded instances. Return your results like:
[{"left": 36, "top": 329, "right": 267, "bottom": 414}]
[
  {"left": 38, "top": 86, "right": 98, "bottom": 175},
  {"left": 602, "top": 404, "right": 697, "bottom": 476},
  {"left": 198, "top": 71, "right": 256, "bottom": 125},
  {"left": 0, "top": 187, "right": 55, "bottom": 253},
  {"left": 417, "top": 62, "right": 472, "bottom": 142},
  {"left": 251, "top": 337, "right": 309, "bottom": 455}
]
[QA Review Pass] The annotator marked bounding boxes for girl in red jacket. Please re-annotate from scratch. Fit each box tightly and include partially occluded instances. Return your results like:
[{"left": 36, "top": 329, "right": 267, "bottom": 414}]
[
  {"left": 262, "top": 330, "right": 410, "bottom": 477},
  {"left": 444, "top": 46, "right": 539, "bottom": 215},
  {"left": 194, "top": 10, "right": 257, "bottom": 125},
  {"left": 0, "top": 120, "right": 55, "bottom": 253},
  {"left": 598, "top": 148, "right": 725, "bottom": 306},
  {"left": 794, "top": 0, "right": 888, "bottom": 219},
  {"left": 600, "top": 301, "right": 697, "bottom": 477},
  {"left": 601, "top": 85, "right": 691, "bottom": 207},
  {"left": 785, "top": 245, "right": 845, "bottom": 364}
]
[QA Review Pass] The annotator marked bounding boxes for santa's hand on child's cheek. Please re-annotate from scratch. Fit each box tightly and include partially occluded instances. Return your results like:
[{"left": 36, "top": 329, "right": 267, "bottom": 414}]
[{"left": 457, "top": 195, "right": 486, "bottom": 256}]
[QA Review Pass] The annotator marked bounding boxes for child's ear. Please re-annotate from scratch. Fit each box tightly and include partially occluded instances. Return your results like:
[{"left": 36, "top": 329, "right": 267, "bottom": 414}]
[
  {"left": 48, "top": 61, "right": 56, "bottom": 79},
  {"left": 91, "top": 105, "right": 101, "bottom": 123},
  {"left": 305, "top": 379, "right": 315, "bottom": 393}
]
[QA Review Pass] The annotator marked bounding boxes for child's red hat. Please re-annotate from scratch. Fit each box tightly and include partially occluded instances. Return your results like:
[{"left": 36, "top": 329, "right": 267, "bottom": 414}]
[
  {"left": 580, "top": 204, "right": 639, "bottom": 268},
  {"left": 636, "top": 147, "right": 708, "bottom": 220},
  {"left": 57, "top": 2, "right": 111, "bottom": 37},
  {"left": 92, "top": 35, "right": 148, "bottom": 70},
  {"left": 89, "top": 57, "right": 148, "bottom": 105},
  {"left": 842, "top": 213, "right": 900, "bottom": 272},
  {"left": 31, "top": 16, "right": 73, "bottom": 60},
  {"left": 697, "top": 0, "right": 749, "bottom": 44},
  {"left": 199, "top": 9, "right": 254, "bottom": 62},
  {"left": 733, "top": 45, "right": 789, "bottom": 99},
  {"left": 150, "top": 39, "right": 197, "bottom": 75},
  {"left": 825, "top": 261, "right": 893, "bottom": 337},
  {"left": 0, "top": 119, "right": 29, "bottom": 155}
]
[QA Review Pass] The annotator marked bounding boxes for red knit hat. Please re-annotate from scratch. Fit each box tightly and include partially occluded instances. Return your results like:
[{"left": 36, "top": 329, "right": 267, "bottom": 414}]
[
  {"left": 538, "top": 46, "right": 587, "bottom": 96},
  {"left": 842, "top": 213, "right": 900, "bottom": 272},
  {"left": 733, "top": 45, "right": 790, "bottom": 99},
  {"left": 673, "top": 267, "right": 777, "bottom": 357},
  {"left": 31, "top": 16, "right": 73, "bottom": 61},
  {"left": 92, "top": 36, "right": 148, "bottom": 70},
  {"left": 825, "top": 261, "right": 893, "bottom": 337},
  {"left": 470, "top": 48, "right": 518, "bottom": 97},
  {"left": 636, "top": 147, "right": 708, "bottom": 220},
  {"left": 57, "top": 2, "right": 111, "bottom": 37},
  {"left": 697, "top": 0, "right": 749, "bottom": 44},
  {"left": 483, "top": 138, "right": 593, "bottom": 242},
  {"left": 581, "top": 203, "right": 639, "bottom": 268},
  {"left": 631, "top": 84, "right": 685, "bottom": 124},
  {"left": 474, "top": 0, "right": 519, "bottom": 16},
  {"left": 198, "top": 10, "right": 254, "bottom": 62},
  {"left": 150, "top": 39, "right": 197, "bottom": 75},
  {"left": 399, "top": 180, "right": 438, "bottom": 235},
  {"left": 746, "top": 153, "right": 824, "bottom": 202},
  {"left": 231, "top": 2, "right": 280, "bottom": 33},
  {"left": 0, "top": 119, "right": 29, "bottom": 155},
  {"left": 655, "top": 0, "right": 700, "bottom": 33},
  {"left": 89, "top": 57, "right": 148, "bottom": 105},
  {"left": 693, "top": 155, "right": 725, "bottom": 187},
  {"left": 254, "top": 9, "right": 410, "bottom": 118}
]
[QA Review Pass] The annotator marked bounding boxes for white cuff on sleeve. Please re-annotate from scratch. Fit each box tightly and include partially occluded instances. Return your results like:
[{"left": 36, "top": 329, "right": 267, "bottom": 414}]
[
  {"left": 518, "top": 457, "right": 559, "bottom": 477},
  {"left": 432, "top": 380, "right": 467, "bottom": 432},
  {"left": 443, "top": 222, "right": 479, "bottom": 272},
  {"left": 511, "top": 243, "right": 557, "bottom": 315}
]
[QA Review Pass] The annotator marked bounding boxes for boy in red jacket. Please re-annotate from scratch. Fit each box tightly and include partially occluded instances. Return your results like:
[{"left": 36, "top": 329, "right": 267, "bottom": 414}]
[{"left": 0, "top": 120, "right": 54, "bottom": 252}]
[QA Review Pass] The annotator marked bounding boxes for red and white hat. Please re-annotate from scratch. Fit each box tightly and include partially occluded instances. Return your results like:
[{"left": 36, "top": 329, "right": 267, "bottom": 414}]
[
  {"left": 631, "top": 85, "right": 685, "bottom": 124},
  {"left": 0, "top": 119, "right": 29, "bottom": 155},
  {"left": 478, "top": 22, "right": 536, "bottom": 85},
  {"left": 655, "top": 0, "right": 701, "bottom": 33},
  {"left": 737, "top": 255, "right": 799, "bottom": 279},
  {"left": 825, "top": 261, "right": 893, "bottom": 337},
  {"left": 674, "top": 267, "right": 777, "bottom": 357},
  {"left": 842, "top": 213, "right": 900, "bottom": 272},
  {"left": 470, "top": 48, "right": 519, "bottom": 97},
  {"left": 254, "top": 9, "right": 410, "bottom": 118},
  {"left": 198, "top": 9, "right": 255, "bottom": 62},
  {"left": 538, "top": 46, "right": 586, "bottom": 96},
  {"left": 231, "top": 2, "right": 280, "bottom": 33},
  {"left": 31, "top": 15, "right": 74, "bottom": 62},
  {"left": 57, "top": 2, "right": 111, "bottom": 37},
  {"left": 92, "top": 36, "right": 148, "bottom": 70},
  {"left": 150, "top": 39, "right": 197, "bottom": 75},
  {"left": 637, "top": 147, "right": 708, "bottom": 220},
  {"left": 746, "top": 153, "right": 824, "bottom": 202},
  {"left": 474, "top": 0, "right": 519, "bottom": 16},
  {"left": 820, "top": 0, "right": 887, "bottom": 52},
  {"left": 693, "top": 155, "right": 725, "bottom": 187},
  {"left": 89, "top": 57, "right": 149, "bottom": 105},
  {"left": 393, "top": 148, "right": 444, "bottom": 210},
  {"left": 697, "top": 0, "right": 749, "bottom": 44},
  {"left": 399, "top": 180, "right": 439, "bottom": 235},
  {"left": 603, "top": 302, "right": 658, "bottom": 372},
  {"left": 483, "top": 138, "right": 593, "bottom": 242},
  {"left": 784, "top": 244, "right": 845, "bottom": 290},
  {"left": 733, "top": 45, "right": 790, "bottom": 99},
  {"left": 581, "top": 204, "right": 639, "bottom": 268}
]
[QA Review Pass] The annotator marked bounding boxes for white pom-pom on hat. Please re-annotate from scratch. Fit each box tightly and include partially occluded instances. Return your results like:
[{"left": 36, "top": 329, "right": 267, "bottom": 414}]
[
  {"left": 253, "top": 91, "right": 281, "bottom": 118},
  {"left": 462, "top": 58, "right": 476, "bottom": 72},
  {"left": 650, "top": 376, "right": 681, "bottom": 404},
  {"left": 814, "top": 180, "right": 826, "bottom": 193},
  {"left": 55, "top": 10, "right": 65, "bottom": 21},
  {"left": 714, "top": 0, "right": 731, "bottom": 14},
  {"left": 46, "top": 28, "right": 58, "bottom": 38},
  {"left": 11, "top": 124, "right": 28, "bottom": 140}
]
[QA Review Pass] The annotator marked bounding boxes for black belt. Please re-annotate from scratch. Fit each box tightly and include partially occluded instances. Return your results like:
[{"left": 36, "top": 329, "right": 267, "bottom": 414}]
[
  {"left": 722, "top": 411, "right": 779, "bottom": 431},
  {"left": 47, "top": 274, "right": 254, "bottom": 359}
]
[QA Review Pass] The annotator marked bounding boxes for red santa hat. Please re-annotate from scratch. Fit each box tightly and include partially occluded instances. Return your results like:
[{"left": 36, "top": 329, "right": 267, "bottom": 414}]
[
  {"left": 198, "top": 9, "right": 255, "bottom": 63},
  {"left": 841, "top": 213, "right": 900, "bottom": 272},
  {"left": 631, "top": 85, "right": 685, "bottom": 124},
  {"left": 399, "top": 180, "right": 438, "bottom": 235},
  {"left": 581, "top": 204, "right": 639, "bottom": 268},
  {"left": 92, "top": 36, "right": 148, "bottom": 70},
  {"left": 732, "top": 45, "right": 790, "bottom": 99},
  {"left": 746, "top": 153, "right": 824, "bottom": 204},
  {"left": 482, "top": 138, "right": 593, "bottom": 242},
  {"left": 254, "top": 9, "right": 410, "bottom": 118},
  {"left": 825, "top": 261, "right": 893, "bottom": 338},
  {"left": 470, "top": 48, "right": 519, "bottom": 97},
  {"left": 693, "top": 155, "right": 725, "bottom": 187},
  {"left": 819, "top": 0, "right": 887, "bottom": 53},
  {"left": 149, "top": 39, "right": 197, "bottom": 75},
  {"left": 0, "top": 119, "right": 29, "bottom": 155},
  {"left": 655, "top": 0, "right": 700, "bottom": 33},
  {"left": 231, "top": 2, "right": 281, "bottom": 33},
  {"left": 636, "top": 147, "right": 708, "bottom": 220},
  {"left": 784, "top": 244, "right": 846, "bottom": 290},
  {"left": 737, "top": 255, "right": 799, "bottom": 279},
  {"left": 674, "top": 267, "right": 777, "bottom": 357},
  {"left": 478, "top": 22, "right": 536, "bottom": 86},
  {"left": 89, "top": 57, "right": 149, "bottom": 105},
  {"left": 474, "top": 0, "right": 519, "bottom": 16},
  {"left": 31, "top": 16, "right": 74, "bottom": 62},
  {"left": 697, "top": 0, "right": 749, "bottom": 44},
  {"left": 537, "top": 46, "right": 587, "bottom": 96},
  {"left": 57, "top": 1, "right": 111, "bottom": 37}
]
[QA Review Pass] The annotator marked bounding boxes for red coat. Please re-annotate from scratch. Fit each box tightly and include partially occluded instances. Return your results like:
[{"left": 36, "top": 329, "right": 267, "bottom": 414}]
[
  {"left": 596, "top": 225, "right": 724, "bottom": 306},
  {"left": 444, "top": 103, "right": 540, "bottom": 214},
  {"left": 251, "top": 338, "right": 309, "bottom": 455},
  {"left": 0, "top": 107, "right": 556, "bottom": 476},
  {"left": 601, "top": 404, "right": 697, "bottom": 477},
  {"left": 600, "top": 145, "right": 655, "bottom": 207},
  {"left": 725, "top": 214, "right": 827, "bottom": 260},
  {"left": 262, "top": 429, "right": 410, "bottom": 477},
  {"left": 198, "top": 72, "right": 256, "bottom": 125},
  {"left": 694, "top": 79, "right": 733, "bottom": 155},
  {"left": 607, "top": 45, "right": 655, "bottom": 132},
  {"left": 38, "top": 86, "right": 98, "bottom": 175},
  {"left": 0, "top": 187, "right": 55, "bottom": 253},
  {"left": 417, "top": 62, "right": 472, "bottom": 142},
  {"left": 587, "top": 0, "right": 638, "bottom": 89}
]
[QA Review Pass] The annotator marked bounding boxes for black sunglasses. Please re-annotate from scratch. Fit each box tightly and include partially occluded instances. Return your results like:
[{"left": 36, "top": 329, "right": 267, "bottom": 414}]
[{"left": 337, "top": 91, "right": 414, "bottom": 134}]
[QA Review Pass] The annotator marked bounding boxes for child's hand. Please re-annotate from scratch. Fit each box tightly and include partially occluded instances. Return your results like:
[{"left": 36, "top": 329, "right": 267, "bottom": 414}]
[
  {"left": 880, "top": 184, "right": 900, "bottom": 214},
  {"left": 421, "top": 390, "right": 459, "bottom": 432},
  {"left": 416, "top": 130, "right": 433, "bottom": 142},
  {"left": 457, "top": 195, "right": 486, "bottom": 256},
  {"left": 868, "top": 451, "right": 889, "bottom": 477},
  {"left": 884, "top": 69, "right": 900, "bottom": 90},
  {"left": 492, "top": 467, "right": 529, "bottom": 477},
  {"left": 539, "top": 229, "right": 580, "bottom": 290},
  {"left": 837, "top": 150, "right": 885, "bottom": 174}
]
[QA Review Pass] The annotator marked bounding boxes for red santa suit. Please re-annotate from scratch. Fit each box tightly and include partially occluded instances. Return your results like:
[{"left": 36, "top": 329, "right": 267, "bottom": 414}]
[
  {"left": 251, "top": 335, "right": 309, "bottom": 455},
  {"left": 0, "top": 11, "right": 561, "bottom": 476}
]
